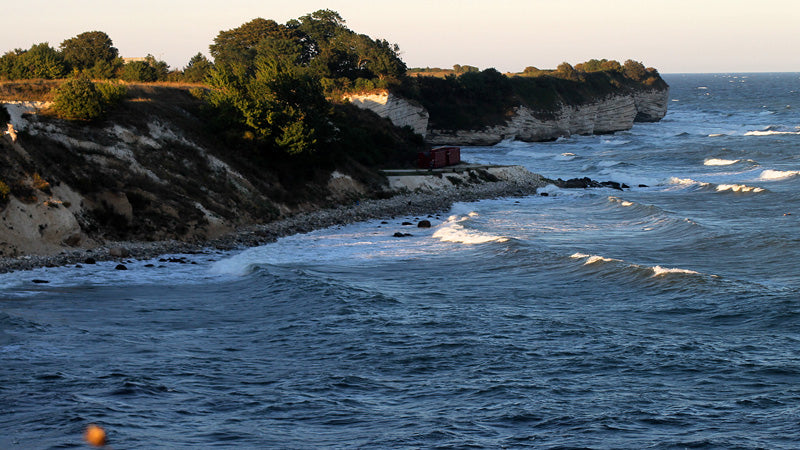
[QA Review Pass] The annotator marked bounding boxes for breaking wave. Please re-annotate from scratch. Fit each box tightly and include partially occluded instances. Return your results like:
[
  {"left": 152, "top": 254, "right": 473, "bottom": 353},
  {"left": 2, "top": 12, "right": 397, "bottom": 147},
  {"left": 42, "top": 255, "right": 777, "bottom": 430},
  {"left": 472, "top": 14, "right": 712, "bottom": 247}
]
[
  {"left": 759, "top": 169, "right": 800, "bottom": 180},
  {"left": 433, "top": 213, "right": 508, "bottom": 244},
  {"left": 715, "top": 184, "right": 765, "bottom": 193},
  {"left": 704, "top": 158, "right": 739, "bottom": 166},
  {"left": 745, "top": 125, "right": 800, "bottom": 136},
  {"left": 570, "top": 253, "right": 705, "bottom": 279},
  {"left": 668, "top": 177, "right": 766, "bottom": 194}
]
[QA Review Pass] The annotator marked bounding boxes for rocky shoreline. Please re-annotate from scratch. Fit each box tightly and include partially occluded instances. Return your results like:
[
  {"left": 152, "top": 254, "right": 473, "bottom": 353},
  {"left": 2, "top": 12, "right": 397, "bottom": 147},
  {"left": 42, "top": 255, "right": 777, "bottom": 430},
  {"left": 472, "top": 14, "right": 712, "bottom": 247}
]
[{"left": 0, "top": 176, "right": 547, "bottom": 273}]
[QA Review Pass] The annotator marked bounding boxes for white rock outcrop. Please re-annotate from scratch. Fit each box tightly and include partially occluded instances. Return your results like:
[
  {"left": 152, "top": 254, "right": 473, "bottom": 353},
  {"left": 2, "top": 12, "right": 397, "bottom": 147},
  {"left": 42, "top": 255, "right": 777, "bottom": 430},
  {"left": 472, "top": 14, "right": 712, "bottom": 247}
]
[
  {"left": 386, "top": 165, "right": 543, "bottom": 192},
  {"left": 346, "top": 87, "right": 669, "bottom": 146},
  {"left": 344, "top": 91, "right": 429, "bottom": 136},
  {"left": 0, "top": 195, "right": 83, "bottom": 257}
]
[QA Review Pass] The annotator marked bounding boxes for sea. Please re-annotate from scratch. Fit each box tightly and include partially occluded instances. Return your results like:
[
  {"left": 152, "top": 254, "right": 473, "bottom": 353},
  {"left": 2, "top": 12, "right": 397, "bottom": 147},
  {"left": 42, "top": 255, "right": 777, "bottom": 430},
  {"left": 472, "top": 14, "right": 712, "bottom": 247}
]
[{"left": 2, "top": 73, "right": 800, "bottom": 449}]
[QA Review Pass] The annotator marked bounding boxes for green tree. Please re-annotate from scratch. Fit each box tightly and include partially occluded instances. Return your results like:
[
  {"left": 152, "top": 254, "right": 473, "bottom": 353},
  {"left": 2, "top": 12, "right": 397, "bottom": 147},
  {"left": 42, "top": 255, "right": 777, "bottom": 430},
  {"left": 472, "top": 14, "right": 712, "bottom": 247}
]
[
  {"left": 556, "top": 62, "right": 579, "bottom": 80},
  {"left": 0, "top": 50, "right": 25, "bottom": 80},
  {"left": 52, "top": 77, "right": 104, "bottom": 120},
  {"left": 18, "top": 43, "right": 67, "bottom": 79},
  {"left": 60, "top": 31, "right": 119, "bottom": 75},
  {"left": 145, "top": 54, "right": 170, "bottom": 80},
  {"left": 120, "top": 60, "right": 158, "bottom": 82},
  {"left": 207, "top": 55, "right": 330, "bottom": 155},
  {"left": 601, "top": 59, "right": 622, "bottom": 72},
  {"left": 210, "top": 18, "right": 288, "bottom": 67},
  {"left": 0, "top": 44, "right": 66, "bottom": 80},
  {"left": 182, "top": 53, "right": 213, "bottom": 82},
  {"left": 623, "top": 59, "right": 647, "bottom": 81}
]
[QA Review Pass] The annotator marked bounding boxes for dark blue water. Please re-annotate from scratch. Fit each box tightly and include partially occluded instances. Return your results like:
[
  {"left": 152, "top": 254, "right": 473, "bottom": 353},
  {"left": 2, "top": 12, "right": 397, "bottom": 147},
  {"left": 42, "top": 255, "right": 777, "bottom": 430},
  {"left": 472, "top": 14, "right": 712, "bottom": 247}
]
[{"left": 3, "top": 73, "right": 800, "bottom": 449}]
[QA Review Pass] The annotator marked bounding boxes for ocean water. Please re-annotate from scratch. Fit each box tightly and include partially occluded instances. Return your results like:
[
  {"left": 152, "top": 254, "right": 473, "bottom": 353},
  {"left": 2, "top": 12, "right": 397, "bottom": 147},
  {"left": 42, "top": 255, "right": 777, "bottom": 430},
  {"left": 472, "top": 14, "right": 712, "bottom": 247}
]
[{"left": 3, "top": 73, "right": 800, "bottom": 449}]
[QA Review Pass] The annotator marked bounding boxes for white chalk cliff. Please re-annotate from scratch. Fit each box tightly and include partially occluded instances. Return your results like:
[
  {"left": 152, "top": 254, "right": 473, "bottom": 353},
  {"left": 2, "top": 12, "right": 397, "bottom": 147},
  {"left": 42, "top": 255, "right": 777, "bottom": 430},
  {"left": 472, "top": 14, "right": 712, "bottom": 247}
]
[
  {"left": 343, "top": 91, "right": 429, "bottom": 136},
  {"left": 347, "top": 87, "right": 669, "bottom": 146}
]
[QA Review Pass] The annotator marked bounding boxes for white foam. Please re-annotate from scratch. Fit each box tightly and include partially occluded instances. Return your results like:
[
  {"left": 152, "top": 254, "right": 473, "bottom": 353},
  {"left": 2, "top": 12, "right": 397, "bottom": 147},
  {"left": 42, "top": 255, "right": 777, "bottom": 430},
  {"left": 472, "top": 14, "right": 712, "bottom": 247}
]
[
  {"left": 669, "top": 177, "right": 708, "bottom": 187},
  {"left": 570, "top": 253, "right": 620, "bottom": 265},
  {"left": 555, "top": 152, "right": 577, "bottom": 161},
  {"left": 707, "top": 133, "right": 726, "bottom": 137},
  {"left": 704, "top": 158, "right": 739, "bottom": 166},
  {"left": 745, "top": 130, "right": 800, "bottom": 136},
  {"left": 759, "top": 169, "right": 800, "bottom": 180},
  {"left": 651, "top": 266, "right": 700, "bottom": 277},
  {"left": 608, "top": 197, "right": 634, "bottom": 207},
  {"left": 433, "top": 215, "right": 507, "bottom": 244},
  {"left": 602, "top": 139, "right": 631, "bottom": 146},
  {"left": 716, "top": 184, "right": 765, "bottom": 193}
]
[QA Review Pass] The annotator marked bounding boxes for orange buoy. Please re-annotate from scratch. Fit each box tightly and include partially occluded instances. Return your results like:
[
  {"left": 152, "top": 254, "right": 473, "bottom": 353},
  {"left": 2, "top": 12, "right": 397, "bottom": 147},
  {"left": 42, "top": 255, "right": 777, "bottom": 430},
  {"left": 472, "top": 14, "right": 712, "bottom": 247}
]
[{"left": 84, "top": 424, "right": 107, "bottom": 447}]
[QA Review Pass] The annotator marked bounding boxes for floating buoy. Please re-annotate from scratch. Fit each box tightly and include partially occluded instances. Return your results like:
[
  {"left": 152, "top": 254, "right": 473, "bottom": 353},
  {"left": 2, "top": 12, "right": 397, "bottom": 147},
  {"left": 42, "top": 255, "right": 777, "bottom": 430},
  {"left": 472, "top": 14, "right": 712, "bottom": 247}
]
[{"left": 84, "top": 424, "right": 106, "bottom": 447}]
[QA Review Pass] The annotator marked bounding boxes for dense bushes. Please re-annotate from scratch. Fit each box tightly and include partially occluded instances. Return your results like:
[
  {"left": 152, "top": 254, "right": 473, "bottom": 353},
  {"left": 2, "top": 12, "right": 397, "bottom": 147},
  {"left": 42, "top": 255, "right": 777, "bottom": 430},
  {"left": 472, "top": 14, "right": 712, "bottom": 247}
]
[
  {"left": 120, "top": 61, "right": 158, "bottom": 82},
  {"left": 52, "top": 77, "right": 127, "bottom": 121},
  {"left": 0, "top": 43, "right": 67, "bottom": 80},
  {"left": 205, "top": 10, "right": 407, "bottom": 155}
]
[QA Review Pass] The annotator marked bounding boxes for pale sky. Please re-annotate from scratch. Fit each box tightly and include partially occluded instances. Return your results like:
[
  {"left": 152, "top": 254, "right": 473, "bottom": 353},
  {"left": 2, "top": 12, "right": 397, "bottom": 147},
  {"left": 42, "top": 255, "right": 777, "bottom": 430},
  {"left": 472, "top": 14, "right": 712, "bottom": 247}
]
[{"left": 2, "top": 0, "right": 798, "bottom": 73}]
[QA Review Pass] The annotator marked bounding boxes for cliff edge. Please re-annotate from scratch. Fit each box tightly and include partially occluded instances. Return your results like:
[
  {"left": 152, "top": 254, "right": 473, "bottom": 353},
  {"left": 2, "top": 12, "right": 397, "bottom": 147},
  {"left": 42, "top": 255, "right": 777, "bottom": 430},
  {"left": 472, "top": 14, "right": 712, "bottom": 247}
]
[{"left": 347, "top": 70, "right": 669, "bottom": 146}]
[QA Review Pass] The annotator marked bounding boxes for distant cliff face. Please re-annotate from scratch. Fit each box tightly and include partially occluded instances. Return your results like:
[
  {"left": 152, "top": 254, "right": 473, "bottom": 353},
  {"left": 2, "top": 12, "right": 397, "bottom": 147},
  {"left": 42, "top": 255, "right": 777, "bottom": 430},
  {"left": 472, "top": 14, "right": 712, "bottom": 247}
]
[
  {"left": 343, "top": 91, "right": 429, "bottom": 136},
  {"left": 347, "top": 86, "right": 669, "bottom": 146}
]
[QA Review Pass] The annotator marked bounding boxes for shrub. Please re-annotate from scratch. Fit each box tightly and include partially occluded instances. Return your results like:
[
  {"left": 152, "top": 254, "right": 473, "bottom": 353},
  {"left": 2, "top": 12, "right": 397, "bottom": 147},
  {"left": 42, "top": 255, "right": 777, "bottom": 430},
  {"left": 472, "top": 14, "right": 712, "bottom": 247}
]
[
  {"left": 51, "top": 78, "right": 126, "bottom": 121},
  {"left": 120, "top": 60, "right": 158, "bottom": 82},
  {"left": 52, "top": 77, "right": 103, "bottom": 120},
  {"left": 32, "top": 173, "right": 50, "bottom": 192},
  {"left": 95, "top": 81, "right": 127, "bottom": 104},
  {"left": 0, "top": 180, "right": 9, "bottom": 203}
]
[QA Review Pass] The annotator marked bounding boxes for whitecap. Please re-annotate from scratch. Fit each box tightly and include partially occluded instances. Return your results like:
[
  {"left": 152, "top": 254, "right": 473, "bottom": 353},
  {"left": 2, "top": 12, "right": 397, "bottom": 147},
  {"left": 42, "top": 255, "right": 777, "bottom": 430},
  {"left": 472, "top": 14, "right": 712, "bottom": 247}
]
[
  {"left": 570, "top": 253, "right": 619, "bottom": 265},
  {"left": 554, "top": 152, "right": 577, "bottom": 161},
  {"left": 715, "top": 184, "right": 765, "bottom": 193},
  {"left": 651, "top": 266, "right": 700, "bottom": 277},
  {"left": 704, "top": 158, "right": 739, "bottom": 166},
  {"left": 669, "top": 177, "right": 708, "bottom": 188},
  {"left": 432, "top": 222, "right": 507, "bottom": 244},
  {"left": 707, "top": 133, "right": 726, "bottom": 137},
  {"left": 608, "top": 196, "right": 634, "bottom": 207},
  {"left": 745, "top": 130, "right": 800, "bottom": 136},
  {"left": 602, "top": 139, "right": 631, "bottom": 146},
  {"left": 759, "top": 169, "right": 800, "bottom": 180}
]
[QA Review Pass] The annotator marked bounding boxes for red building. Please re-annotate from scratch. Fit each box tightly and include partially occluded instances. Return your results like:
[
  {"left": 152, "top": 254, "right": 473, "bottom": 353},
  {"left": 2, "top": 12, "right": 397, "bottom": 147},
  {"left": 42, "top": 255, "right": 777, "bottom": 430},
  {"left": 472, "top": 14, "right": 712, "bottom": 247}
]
[{"left": 417, "top": 146, "right": 461, "bottom": 169}]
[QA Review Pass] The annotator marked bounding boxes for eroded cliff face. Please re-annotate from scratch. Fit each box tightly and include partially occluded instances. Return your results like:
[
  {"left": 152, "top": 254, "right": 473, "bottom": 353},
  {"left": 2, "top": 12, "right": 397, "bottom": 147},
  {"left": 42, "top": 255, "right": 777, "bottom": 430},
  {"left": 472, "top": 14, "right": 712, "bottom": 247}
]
[
  {"left": 347, "top": 87, "right": 669, "bottom": 146},
  {"left": 0, "top": 99, "right": 368, "bottom": 257},
  {"left": 343, "top": 91, "right": 429, "bottom": 136}
]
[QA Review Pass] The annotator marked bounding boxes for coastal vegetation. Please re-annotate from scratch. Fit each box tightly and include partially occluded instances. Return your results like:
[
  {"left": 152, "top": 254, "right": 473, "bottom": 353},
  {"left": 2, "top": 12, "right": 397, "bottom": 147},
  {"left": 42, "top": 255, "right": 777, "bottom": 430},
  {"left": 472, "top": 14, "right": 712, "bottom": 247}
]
[
  {"left": 0, "top": 9, "right": 665, "bottom": 142},
  {"left": 402, "top": 59, "right": 666, "bottom": 130},
  {"left": 0, "top": 9, "right": 668, "bottom": 249}
]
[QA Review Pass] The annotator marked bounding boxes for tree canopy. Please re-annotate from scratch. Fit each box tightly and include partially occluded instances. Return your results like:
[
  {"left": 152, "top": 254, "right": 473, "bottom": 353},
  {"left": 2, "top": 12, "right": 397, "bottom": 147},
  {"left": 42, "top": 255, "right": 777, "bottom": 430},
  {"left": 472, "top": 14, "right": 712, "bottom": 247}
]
[
  {"left": 208, "top": 10, "right": 405, "bottom": 86},
  {"left": 0, "top": 43, "right": 67, "bottom": 80},
  {"left": 60, "top": 31, "right": 120, "bottom": 77},
  {"left": 183, "top": 53, "right": 213, "bottom": 83},
  {"left": 205, "top": 10, "right": 406, "bottom": 155}
]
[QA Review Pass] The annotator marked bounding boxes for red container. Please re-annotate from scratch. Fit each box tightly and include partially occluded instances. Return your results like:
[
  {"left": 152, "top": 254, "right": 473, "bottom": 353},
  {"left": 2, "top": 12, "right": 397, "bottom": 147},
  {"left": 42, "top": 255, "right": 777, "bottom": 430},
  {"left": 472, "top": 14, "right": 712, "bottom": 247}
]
[{"left": 417, "top": 146, "right": 460, "bottom": 169}]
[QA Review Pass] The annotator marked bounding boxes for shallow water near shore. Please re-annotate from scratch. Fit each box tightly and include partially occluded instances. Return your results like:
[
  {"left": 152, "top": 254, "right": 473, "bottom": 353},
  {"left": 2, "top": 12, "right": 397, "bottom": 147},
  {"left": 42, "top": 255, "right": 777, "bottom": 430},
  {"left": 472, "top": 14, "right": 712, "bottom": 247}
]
[{"left": 3, "top": 73, "right": 800, "bottom": 448}]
